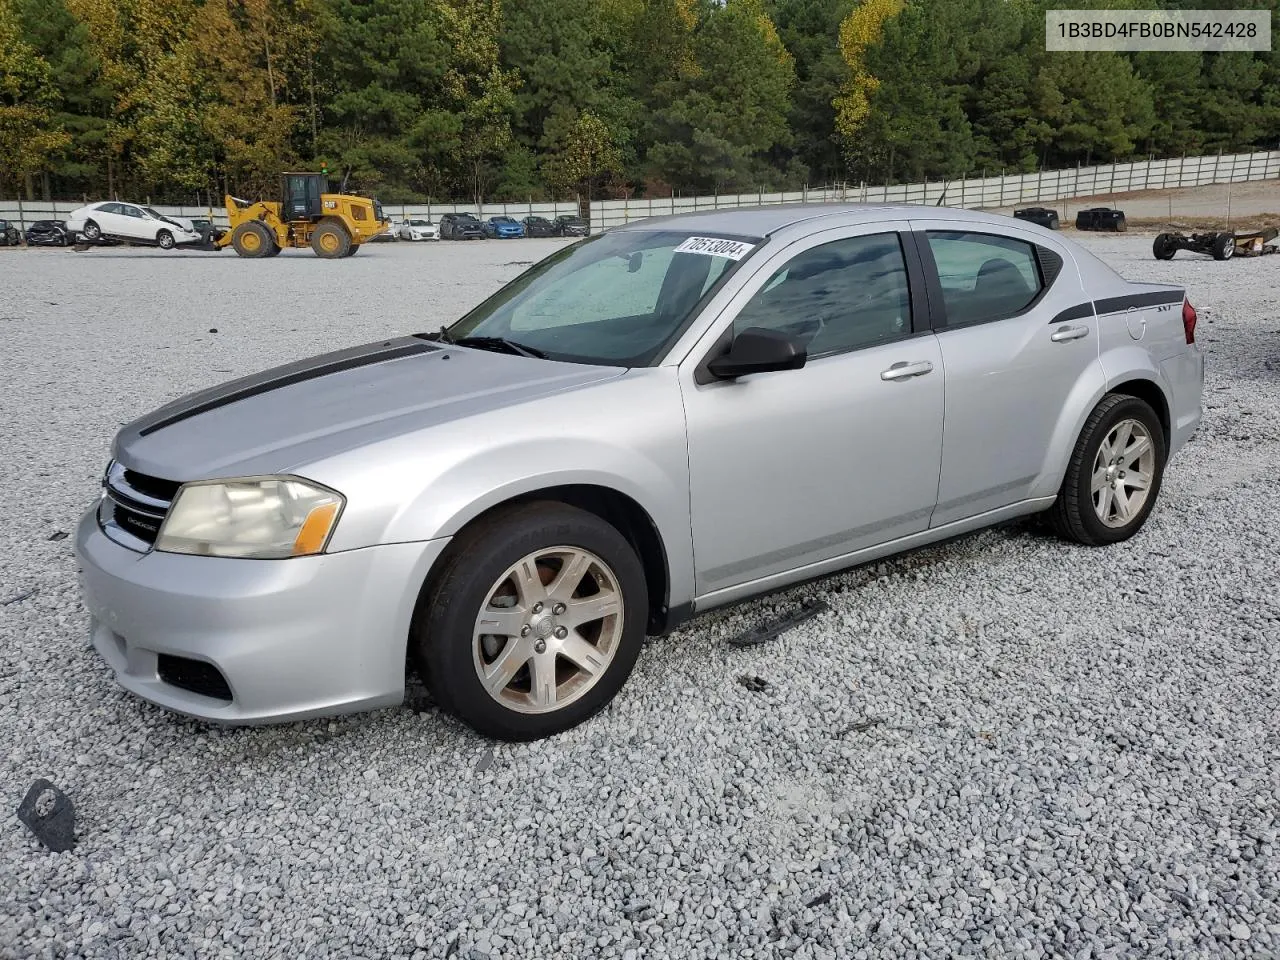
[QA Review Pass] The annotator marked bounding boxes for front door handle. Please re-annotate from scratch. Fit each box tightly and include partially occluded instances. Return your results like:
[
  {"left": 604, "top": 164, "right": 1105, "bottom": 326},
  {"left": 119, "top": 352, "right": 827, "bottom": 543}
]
[
  {"left": 1050, "top": 324, "right": 1090, "bottom": 342},
  {"left": 880, "top": 360, "right": 934, "bottom": 381}
]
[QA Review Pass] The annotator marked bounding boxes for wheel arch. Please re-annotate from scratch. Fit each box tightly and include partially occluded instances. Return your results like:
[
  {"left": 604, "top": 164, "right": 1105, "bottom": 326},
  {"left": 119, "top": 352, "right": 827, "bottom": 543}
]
[
  {"left": 1034, "top": 358, "right": 1173, "bottom": 498},
  {"left": 1108, "top": 377, "right": 1171, "bottom": 446},
  {"left": 415, "top": 483, "right": 678, "bottom": 638}
]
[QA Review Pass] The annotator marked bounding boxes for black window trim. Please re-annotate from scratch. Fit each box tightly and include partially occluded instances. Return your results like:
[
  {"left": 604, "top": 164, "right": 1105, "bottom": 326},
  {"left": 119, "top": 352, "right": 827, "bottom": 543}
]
[
  {"left": 914, "top": 228, "right": 1065, "bottom": 331},
  {"left": 693, "top": 227, "right": 929, "bottom": 384}
]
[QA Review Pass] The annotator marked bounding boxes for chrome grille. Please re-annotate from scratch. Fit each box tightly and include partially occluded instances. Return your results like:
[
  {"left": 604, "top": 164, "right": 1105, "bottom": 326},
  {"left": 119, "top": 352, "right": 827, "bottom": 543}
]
[{"left": 99, "top": 462, "right": 181, "bottom": 552}]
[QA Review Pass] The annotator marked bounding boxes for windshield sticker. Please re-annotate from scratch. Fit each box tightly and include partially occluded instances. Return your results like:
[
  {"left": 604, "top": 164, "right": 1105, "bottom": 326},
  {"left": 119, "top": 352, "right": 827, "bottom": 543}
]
[{"left": 674, "top": 236, "right": 755, "bottom": 260}]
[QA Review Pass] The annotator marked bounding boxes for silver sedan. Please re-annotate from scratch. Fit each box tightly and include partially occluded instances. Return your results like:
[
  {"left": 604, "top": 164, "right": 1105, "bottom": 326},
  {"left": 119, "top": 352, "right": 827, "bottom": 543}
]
[{"left": 76, "top": 205, "right": 1204, "bottom": 740}]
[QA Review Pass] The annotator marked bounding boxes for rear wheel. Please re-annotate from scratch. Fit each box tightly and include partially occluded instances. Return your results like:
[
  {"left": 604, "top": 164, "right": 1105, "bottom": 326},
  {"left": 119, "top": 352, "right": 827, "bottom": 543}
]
[
  {"left": 1048, "top": 394, "right": 1166, "bottom": 546},
  {"left": 1153, "top": 233, "right": 1177, "bottom": 260},
  {"left": 265, "top": 242, "right": 282, "bottom": 257},
  {"left": 1113, "top": 215, "right": 1128, "bottom": 233},
  {"left": 412, "top": 501, "right": 648, "bottom": 741},
  {"left": 231, "top": 221, "right": 273, "bottom": 258},
  {"left": 81, "top": 220, "right": 101, "bottom": 241},
  {"left": 1212, "top": 233, "right": 1235, "bottom": 261},
  {"left": 311, "top": 221, "right": 350, "bottom": 258},
  {"left": 342, "top": 244, "right": 360, "bottom": 257},
  {"left": 156, "top": 229, "right": 175, "bottom": 250}
]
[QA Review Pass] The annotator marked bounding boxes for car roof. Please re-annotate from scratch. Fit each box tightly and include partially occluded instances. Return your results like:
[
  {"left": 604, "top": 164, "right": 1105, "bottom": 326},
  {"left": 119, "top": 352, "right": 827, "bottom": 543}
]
[{"left": 609, "top": 203, "right": 1024, "bottom": 237}]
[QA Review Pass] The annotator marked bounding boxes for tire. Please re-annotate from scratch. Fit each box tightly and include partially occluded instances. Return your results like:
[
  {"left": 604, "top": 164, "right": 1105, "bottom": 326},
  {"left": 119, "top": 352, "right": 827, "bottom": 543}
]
[
  {"left": 1153, "top": 233, "right": 1177, "bottom": 260},
  {"left": 1212, "top": 233, "right": 1235, "bottom": 261},
  {"left": 81, "top": 220, "right": 101, "bottom": 241},
  {"left": 1112, "top": 215, "right": 1127, "bottom": 233},
  {"left": 1048, "top": 394, "right": 1167, "bottom": 546},
  {"left": 156, "top": 229, "right": 175, "bottom": 250},
  {"left": 265, "top": 243, "right": 282, "bottom": 257},
  {"left": 311, "top": 220, "right": 350, "bottom": 258},
  {"left": 342, "top": 244, "right": 360, "bottom": 257},
  {"left": 412, "top": 501, "right": 648, "bottom": 741},
  {"left": 231, "top": 221, "right": 273, "bottom": 258}
]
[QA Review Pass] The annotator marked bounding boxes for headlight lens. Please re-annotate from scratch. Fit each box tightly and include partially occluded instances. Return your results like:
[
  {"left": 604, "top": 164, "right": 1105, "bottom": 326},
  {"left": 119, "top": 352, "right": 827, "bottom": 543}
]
[{"left": 155, "top": 477, "right": 343, "bottom": 559}]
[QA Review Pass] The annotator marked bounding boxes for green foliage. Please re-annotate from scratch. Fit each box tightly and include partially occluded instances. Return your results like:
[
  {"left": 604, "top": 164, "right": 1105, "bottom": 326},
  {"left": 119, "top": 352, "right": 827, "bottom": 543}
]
[
  {"left": 3, "top": 0, "right": 1278, "bottom": 201},
  {"left": 647, "top": 0, "right": 796, "bottom": 192}
]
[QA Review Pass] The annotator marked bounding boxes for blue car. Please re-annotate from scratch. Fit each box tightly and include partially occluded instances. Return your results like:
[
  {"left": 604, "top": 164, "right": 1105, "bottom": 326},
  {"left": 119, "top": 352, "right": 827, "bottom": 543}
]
[{"left": 483, "top": 216, "right": 525, "bottom": 239}]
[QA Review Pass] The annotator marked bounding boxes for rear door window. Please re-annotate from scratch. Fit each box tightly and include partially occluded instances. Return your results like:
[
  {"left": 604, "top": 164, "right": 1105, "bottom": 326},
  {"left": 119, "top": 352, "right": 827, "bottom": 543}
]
[{"left": 926, "top": 232, "right": 1044, "bottom": 326}]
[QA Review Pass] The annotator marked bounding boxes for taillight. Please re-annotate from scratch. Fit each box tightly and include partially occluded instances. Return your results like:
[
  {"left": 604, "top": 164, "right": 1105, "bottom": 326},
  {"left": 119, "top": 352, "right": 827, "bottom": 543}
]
[{"left": 1182, "top": 298, "right": 1197, "bottom": 344}]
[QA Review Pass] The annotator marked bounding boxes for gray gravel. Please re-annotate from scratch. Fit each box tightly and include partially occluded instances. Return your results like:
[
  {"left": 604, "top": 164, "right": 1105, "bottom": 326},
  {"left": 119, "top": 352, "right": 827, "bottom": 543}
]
[{"left": 2, "top": 236, "right": 1278, "bottom": 959}]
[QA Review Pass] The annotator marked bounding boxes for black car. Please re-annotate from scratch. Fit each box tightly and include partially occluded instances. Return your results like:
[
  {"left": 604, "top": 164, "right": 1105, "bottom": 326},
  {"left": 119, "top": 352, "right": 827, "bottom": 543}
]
[
  {"left": 1075, "top": 207, "right": 1127, "bottom": 232},
  {"left": 554, "top": 215, "right": 589, "bottom": 237},
  {"left": 24, "top": 220, "right": 72, "bottom": 246},
  {"left": 522, "top": 215, "right": 557, "bottom": 238},
  {"left": 440, "top": 212, "right": 485, "bottom": 240},
  {"left": 0, "top": 219, "right": 21, "bottom": 246},
  {"left": 1012, "top": 207, "right": 1061, "bottom": 230}
]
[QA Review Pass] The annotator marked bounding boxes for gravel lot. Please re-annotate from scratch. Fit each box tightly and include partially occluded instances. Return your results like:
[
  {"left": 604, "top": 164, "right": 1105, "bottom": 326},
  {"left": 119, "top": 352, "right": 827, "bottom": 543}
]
[{"left": 2, "top": 236, "right": 1278, "bottom": 959}]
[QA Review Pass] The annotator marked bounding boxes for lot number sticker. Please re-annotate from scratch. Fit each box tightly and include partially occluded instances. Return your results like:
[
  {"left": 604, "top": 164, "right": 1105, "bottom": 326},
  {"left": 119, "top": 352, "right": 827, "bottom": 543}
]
[{"left": 675, "top": 236, "right": 754, "bottom": 260}]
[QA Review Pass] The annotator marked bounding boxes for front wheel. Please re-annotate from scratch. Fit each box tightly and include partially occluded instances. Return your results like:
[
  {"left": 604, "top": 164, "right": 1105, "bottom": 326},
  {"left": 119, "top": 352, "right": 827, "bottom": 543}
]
[
  {"left": 311, "top": 221, "right": 350, "bottom": 258},
  {"left": 231, "top": 221, "right": 273, "bottom": 258},
  {"left": 1153, "top": 234, "right": 1177, "bottom": 260},
  {"left": 156, "top": 229, "right": 175, "bottom": 250},
  {"left": 1048, "top": 394, "right": 1166, "bottom": 546},
  {"left": 413, "top": 502, "right": 648, "bottom": 741},
  {"left": 1212, "top": 233, "right": 1235, "bottom": 261},
  {"left": 81, "top": 220, "right": 101, "bottom": 241}
]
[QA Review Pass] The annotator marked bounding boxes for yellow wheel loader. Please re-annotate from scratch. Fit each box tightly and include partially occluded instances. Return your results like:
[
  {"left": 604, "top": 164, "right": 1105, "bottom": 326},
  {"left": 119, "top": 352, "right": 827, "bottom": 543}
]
[{"left": 216, "top": 172, "right": 390, "bottom": 258}]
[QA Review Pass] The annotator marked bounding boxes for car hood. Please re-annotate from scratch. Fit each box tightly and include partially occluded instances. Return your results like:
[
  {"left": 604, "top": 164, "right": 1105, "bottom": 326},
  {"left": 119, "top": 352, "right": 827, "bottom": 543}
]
[{"left": 113, "top": 337, "right": 624, "bottom": 482}]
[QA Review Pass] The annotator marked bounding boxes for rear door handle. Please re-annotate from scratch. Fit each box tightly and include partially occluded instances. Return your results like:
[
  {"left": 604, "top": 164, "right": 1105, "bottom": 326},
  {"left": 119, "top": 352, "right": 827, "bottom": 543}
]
[
  {"left": 1051, "top": 324, "right": 1090, "bottom": 342},
  {"left": 880, "top": 360, "right": 934, "bottom": 381}
]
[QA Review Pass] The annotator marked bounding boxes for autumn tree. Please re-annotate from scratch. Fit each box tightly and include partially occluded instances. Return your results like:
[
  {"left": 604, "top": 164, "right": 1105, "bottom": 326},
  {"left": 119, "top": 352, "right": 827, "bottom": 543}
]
[{"left": 0, "top": 0, "right": 71, "bottom": 197}]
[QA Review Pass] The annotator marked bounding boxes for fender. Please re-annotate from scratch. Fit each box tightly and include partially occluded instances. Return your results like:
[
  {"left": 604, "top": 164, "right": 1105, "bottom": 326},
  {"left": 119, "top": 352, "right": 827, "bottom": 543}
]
[
  {"left": 395, "top": 440, "right": 695, "bottom": 613},
  {"left": 1030, "top": 349, "right": 1171, "bottom": 499}
]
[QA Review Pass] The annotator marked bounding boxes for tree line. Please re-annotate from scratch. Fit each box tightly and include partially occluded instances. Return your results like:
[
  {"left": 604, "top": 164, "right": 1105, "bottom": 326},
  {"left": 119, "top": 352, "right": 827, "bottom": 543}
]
[{"left": 2, "top": 0, "right": 1277, "bottom": 204}]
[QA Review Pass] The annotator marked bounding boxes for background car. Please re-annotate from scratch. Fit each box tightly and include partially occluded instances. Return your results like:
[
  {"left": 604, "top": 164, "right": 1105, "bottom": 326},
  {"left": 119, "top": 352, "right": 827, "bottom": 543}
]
[
  {"left": 64, "top": 201, "right": 203, "bottom": 249},
  {"left": 24, "top": 220, "right": 72, "bottom": 246},
  {"left": 439, "top": 212, "right": 485, "bottom": 240},
  {"left": 522, "top": 216, "right": 556, "bottom": 237},
  {"left": 0, "top": 219, "right": 20, "bottom": 245},
  {"left": 483, "top": 216, "right": 525, "bottom": 239},
  {"left": 553, "top": 214, "right": 589, "bottom": 237},
  {"left": 398, "top": 218, "right": 439, "bottom": 241}
]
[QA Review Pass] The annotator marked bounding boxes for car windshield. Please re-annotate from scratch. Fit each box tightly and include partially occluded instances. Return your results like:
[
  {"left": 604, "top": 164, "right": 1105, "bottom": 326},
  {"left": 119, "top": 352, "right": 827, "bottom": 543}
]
[
  {"left": 143, "top": 207, "right": 166, "bottom": 219},
  {"left": 410, "top": 219, "right": 430, "bottom": 226},
  {"left": 446, "top": 230, "right": 759, "bottom": 367},
  {"left": 458, "top": 214, "right": 478, "bottom": 222}
]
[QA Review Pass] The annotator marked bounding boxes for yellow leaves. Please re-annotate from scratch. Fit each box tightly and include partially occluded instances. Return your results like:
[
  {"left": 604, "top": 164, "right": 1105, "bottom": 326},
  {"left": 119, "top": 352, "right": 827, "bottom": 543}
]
[
  {"left": 734, "top": 0, "right": 795, "bottom": 79},
  {"left": 833, "top": 0, "right": 903, "bottom": 142}
]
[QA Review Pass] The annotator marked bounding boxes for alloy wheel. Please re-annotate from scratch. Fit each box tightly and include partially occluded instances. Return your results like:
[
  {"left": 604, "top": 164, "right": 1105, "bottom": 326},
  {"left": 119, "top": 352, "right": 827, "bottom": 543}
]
[
  {"left": 472, "top": 546, "right": 624, "bottom": 714},
  {"left": 1091, "top": 418, "right": 1156, "bottom": 528}
]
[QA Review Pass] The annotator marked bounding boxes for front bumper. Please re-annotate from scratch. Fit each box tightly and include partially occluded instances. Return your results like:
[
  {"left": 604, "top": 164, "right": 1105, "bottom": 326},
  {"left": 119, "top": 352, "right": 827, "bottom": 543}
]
[{"left": 74, "top": 509, "right": 450, "bottom": 724}]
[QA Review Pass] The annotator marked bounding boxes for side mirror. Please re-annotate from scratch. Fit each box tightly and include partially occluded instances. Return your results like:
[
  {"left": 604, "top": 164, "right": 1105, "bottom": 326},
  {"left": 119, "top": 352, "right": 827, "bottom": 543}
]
[{"left": 706, "top": 328, "right": 807, "bottom": 380}]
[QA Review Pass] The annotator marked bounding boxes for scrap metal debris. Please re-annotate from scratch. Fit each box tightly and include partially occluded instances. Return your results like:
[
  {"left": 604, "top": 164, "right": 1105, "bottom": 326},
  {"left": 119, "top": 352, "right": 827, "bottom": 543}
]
[
  {"left": 475, "top": 746, "right": 495, "bottom": 773},
  {"left": 726, "top": 599, "right": 830, "bottom": 648},
  {"left": 47, "top": 531, "right": 68, "bottom": 542},
  {"left": 805, "top": 892, "right": 833, "bottom": 909},
  {"left": 737, "top": 675, "right": 772, "bottom": 693},
  {"left": 838, "top": 718, "right": 886, "bottom": 736},
  {"left": 17, "top": 780, "right": 76, "bottom": 852},
  {"left": 1, "top": 588, "right": 37, "bottom": 606}
]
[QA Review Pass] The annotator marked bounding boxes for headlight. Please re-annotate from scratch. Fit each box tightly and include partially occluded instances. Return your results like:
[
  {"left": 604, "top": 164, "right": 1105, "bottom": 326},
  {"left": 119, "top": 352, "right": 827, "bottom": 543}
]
[{"left": 155, "top": 477, "right": 343, "bottom": 559}]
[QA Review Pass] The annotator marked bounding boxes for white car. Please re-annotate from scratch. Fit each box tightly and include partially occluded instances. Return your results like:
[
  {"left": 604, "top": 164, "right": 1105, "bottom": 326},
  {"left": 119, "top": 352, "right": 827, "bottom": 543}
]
[
  {"left": 398, "top": 218, "right": 439, "bottom": 241},
  {"left": 64, "top": 201, "right": 202, "bottom": 249}
]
